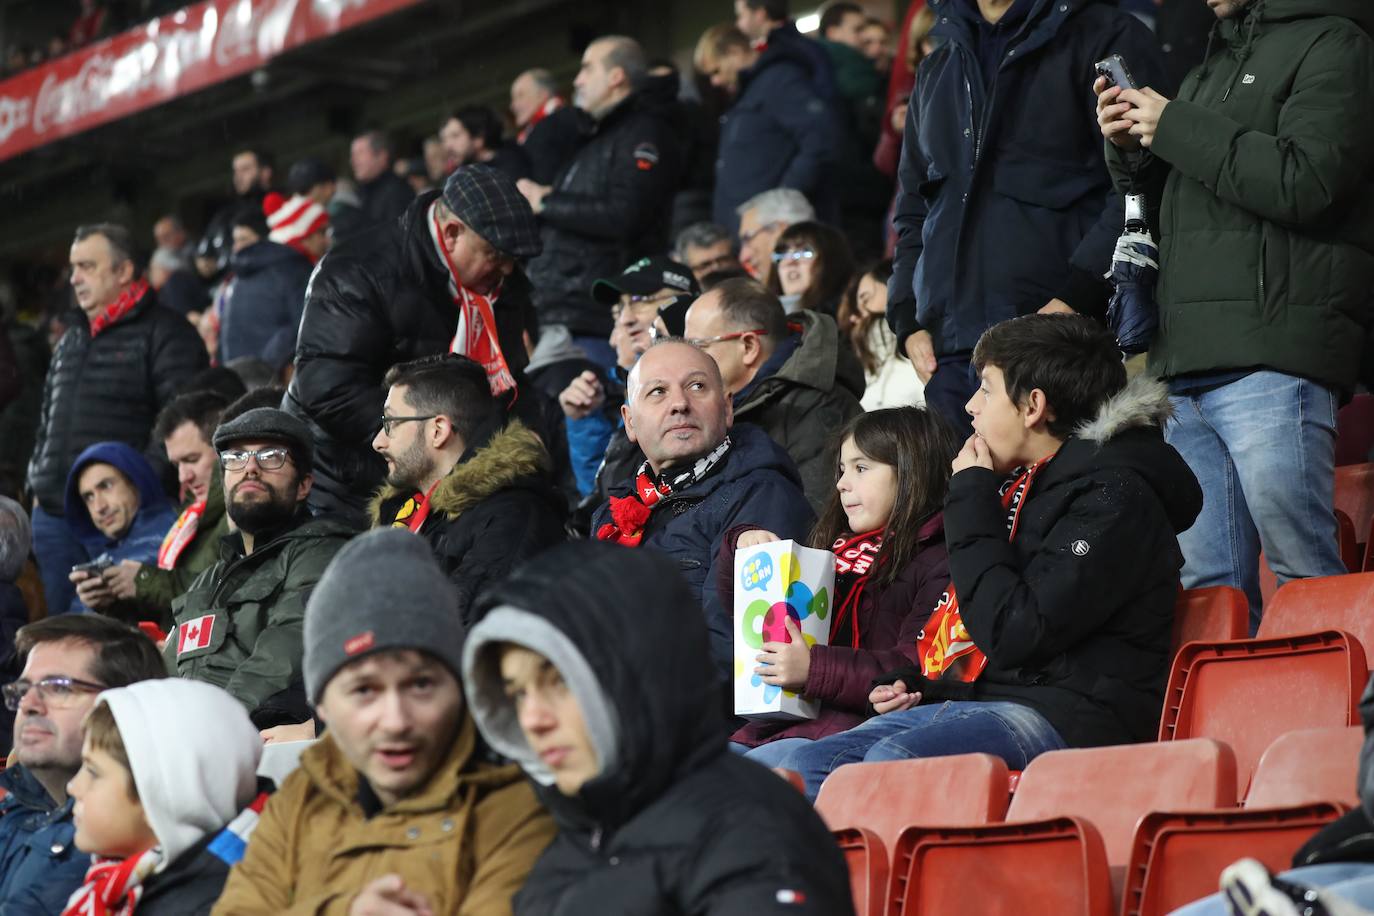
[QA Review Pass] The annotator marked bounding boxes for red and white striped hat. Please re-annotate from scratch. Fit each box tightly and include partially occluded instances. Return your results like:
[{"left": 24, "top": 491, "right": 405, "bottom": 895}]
[{"left": 263, "top": 192, "right": 328, "bottom": 249}]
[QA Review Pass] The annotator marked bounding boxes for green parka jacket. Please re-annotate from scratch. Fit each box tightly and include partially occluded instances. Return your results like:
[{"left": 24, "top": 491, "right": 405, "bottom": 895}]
[
  {"left": 1107, "top": 0, "right": 1374, "bottom": 388},
  {"left": 163, "top": 509, "right": 353, "bottom": 714}
]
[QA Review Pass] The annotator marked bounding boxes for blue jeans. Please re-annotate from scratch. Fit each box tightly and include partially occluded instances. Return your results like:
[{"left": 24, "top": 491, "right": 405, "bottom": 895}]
[
  {"left": 728, "top": 737, "right": 814, "bottom": 769},
  {"left": 30, "top": 505, "right": 85, "bottom": 616},
  {"left": 1170, "top": 862, "right": 1374, "bottom": 915},
  {"left": 1167, "top": 371, "right": 1344, "bottom": 633},
  {"left": 782, "top": 701, "right": 1067, "bottom": 801}
]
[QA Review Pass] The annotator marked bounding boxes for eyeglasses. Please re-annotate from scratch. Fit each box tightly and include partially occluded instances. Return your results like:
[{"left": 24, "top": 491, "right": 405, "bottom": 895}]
[
  {"left": 687, "top": 328, "right": 768, "bottom": 349},
  {"left": 771, "top": 248, "right": 816, "bottom": 264},
  {"left": 739, "top": 221, "right": 783, "bottom": 246},
  {"left": 612, "top": 292, "right": 678, "bottom": 320},
  {"left": 2, "top": 676, "right": 106, "bottom": 712},
  {"left": 220, "top": 447, "right": 293, "bottom": 471},
  {"left": 378, "top": 414, "right": 436, "bottom": 436}
]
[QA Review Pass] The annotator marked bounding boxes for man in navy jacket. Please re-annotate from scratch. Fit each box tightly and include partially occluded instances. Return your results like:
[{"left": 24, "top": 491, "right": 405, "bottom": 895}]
[{"left": 887, "top": 0, "right": 1166, "bottom": 435}]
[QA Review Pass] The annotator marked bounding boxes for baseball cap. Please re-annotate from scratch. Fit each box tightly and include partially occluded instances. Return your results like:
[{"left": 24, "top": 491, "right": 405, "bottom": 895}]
[{"left": 591, "top": 256, "right": 699, "bottom": 306}]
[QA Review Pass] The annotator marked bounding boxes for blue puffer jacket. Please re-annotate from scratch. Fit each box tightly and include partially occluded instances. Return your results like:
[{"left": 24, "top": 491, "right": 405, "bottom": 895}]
[
  {"left": 591, "top": 423, "right": 815, "bottom": 677},
  {"left": 0, "top": 765, "right": 86, "bottom": 916},
  {"left": 887, "top": 0, "right": 1167, "bottom": 357},
  {"left": 712, "top": 24, "right": 841, "bottom": 232},
  {"left": 220, "top": 240, "right": 313, "bottom": 371},
  {"left": 63, "top": 441, "right": 177, "bottom": 615}
]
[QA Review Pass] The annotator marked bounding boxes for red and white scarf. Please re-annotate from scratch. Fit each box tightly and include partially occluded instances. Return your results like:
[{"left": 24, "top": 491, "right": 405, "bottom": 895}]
[
  {"left": 916, "top": 457, "right": 1054, "bottom": 683},
  {"left": 517, "top": 96, "right": 566, "bottom": 144},
  {"left": 156, "top": 500, "right": 205, "bottom": 570},
  {"left": 597, "top": 438, "right": 732, "bottom": 547},
  {"left": 830, "top": 530, "right": 884, "bottom": 650},
  {"left": 429, "top": 203, "right": 516, "bottom": 398},
  {"left": 389, "top": 479, "right": 442, "bottom": 534},
  {"left": 62, "top": 848, "right": 160, "bottom": 916},
  {"left": 89, "top": 279, "right": 149, "bottom": 337}
]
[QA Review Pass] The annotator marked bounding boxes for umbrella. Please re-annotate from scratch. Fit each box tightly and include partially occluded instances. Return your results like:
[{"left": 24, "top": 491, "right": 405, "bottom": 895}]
[{"left": 1105, "top": 193, "right": 1160, "bottom": 355}]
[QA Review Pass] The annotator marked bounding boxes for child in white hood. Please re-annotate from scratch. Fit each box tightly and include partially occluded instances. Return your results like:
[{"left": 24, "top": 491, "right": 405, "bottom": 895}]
[{"left": 62, "top": 679, "right": 265, "bottom": 916}]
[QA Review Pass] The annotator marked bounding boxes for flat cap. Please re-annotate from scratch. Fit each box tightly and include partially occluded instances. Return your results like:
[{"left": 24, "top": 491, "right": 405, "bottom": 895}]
[
  {"left": 212, "top": 407, "right": 314, "bottom": 472},
  {"left": 442, "top": 163, "right": 542, "bottom": 261}
]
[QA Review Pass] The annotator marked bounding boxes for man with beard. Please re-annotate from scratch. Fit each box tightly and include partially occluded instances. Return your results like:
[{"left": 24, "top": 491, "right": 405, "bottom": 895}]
[
  {"left": 164, "top": 408, "right": 352, "bottom": 727},
  {"left": 0, "top": 615, "right": 166, "bottom": 914},
  {"left": 369, "top": 355, "right": 565, "bottom": 626}
]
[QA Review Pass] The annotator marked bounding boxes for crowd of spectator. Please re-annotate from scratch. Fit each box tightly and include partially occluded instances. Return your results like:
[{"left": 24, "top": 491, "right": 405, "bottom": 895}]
[{"left": 0, "top": 0, "right": 1370, "bottom": 912}]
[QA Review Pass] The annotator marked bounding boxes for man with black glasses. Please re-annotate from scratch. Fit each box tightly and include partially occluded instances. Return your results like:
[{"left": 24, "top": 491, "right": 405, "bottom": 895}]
[
  {"left": 0, "top": 615, "right": 166, "bottom": 914},
  {"left": 164, "top": 408, "right": 351, "bottom": 727}
]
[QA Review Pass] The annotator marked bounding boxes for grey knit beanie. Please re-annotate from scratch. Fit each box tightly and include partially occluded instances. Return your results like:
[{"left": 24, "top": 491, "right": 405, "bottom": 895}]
[{"left": 304, "top": 528, "right": 464, "bottom": 703}]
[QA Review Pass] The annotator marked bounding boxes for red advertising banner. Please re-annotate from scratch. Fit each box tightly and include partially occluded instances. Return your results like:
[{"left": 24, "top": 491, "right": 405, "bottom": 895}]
[{"left": 0, "top": 0, "right": 425, "bottom": 164}]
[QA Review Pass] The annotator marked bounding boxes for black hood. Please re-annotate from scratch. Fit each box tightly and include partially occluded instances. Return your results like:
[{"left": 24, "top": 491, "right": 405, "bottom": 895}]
[{"left": 463, "top": 541, "right": 724, "bottom": 831}]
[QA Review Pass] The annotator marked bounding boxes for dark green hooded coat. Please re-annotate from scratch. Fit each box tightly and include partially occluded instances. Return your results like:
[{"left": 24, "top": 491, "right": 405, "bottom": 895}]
[{"left": 1107, "top": 0, "right": 1374, "bottom": 387}]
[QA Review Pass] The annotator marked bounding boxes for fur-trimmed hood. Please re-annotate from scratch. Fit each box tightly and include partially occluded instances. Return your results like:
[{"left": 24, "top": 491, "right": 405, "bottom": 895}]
[
  {"left": 1074, "top": 375, "right": 1174, "bottom": 445},
  {"left": 368, "top": 420, "right": 551, "bottom": 526}
]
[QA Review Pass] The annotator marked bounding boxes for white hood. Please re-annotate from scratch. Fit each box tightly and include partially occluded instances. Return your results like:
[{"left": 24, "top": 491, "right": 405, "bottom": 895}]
[{"left": 97, "top": 679, "right": 261, "bottom": 872}]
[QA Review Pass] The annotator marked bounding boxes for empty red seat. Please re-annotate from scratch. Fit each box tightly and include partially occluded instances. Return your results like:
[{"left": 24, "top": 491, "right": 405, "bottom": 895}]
[
  {"left": 1173, "top": 587, "right": 1248, "bottom": 652},
  {"left": 1121, "top": 804, "right": 1344, "bottom": 916},
  {"left": 1245, "top": 726, "right": 1364, "bottom": 809},
  {"left": 815, "top": 755, "right": 1010, "bottom": 916},
  {"left": 1336, "top": 463, "right": 1374, "bottom": 559},
  {"left": 1158, "top": 632, "right": 1366, "bottom": 789},
  {"left": 891, "top": 817, "right": 1113, "bottom": 916},
  {"left": 1261, "top": 572, "right": 1374, "bottom": 654},
  {"left": 884, "top": 740, "right": 1236, "bottom": 914}
]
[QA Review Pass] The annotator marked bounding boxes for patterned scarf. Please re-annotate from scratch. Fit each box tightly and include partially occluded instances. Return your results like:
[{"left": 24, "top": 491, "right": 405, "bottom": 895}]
[
  {"left": 61, "top": 848, "right": 160, "bottom": 916},
  {"left": 596, "top": 438, "right": 732, "bottom": 547},
  {"left": 390, "top": 479, "right": 442, "bottom": 533},
  {"left": 916, "top": 457, "right": 1054, "bottom": 682},
  {"left": 830, "top": 530, "right": 884, "bottom": 650},
  {"left": 429, "top": 204, "right": 515, "bottom": 398},
  {"left": 89, "top": 279, "right": 149, "bottom": 337},
  {"left": 156, "top": 500, "right": 205, "bottom": 570}
]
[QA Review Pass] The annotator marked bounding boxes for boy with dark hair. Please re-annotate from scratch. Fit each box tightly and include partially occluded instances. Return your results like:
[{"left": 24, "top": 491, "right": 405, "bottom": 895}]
[
  {"left": 782, "top": 314, "right": 1204, "bottom": 798},
  {"left": 62, "top": 679, "right": 264, "bottom": 916}
]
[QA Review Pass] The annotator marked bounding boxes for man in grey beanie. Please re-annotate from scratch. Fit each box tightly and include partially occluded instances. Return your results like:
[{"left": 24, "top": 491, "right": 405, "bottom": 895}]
[
  {"left": 164, "top": 407, "right": 352, "bottom": 727},
  {"left": 215, "top": 528, "right": 554, "bottom": 916},
  {"left": 282, "top": 162, "right": 547, "bottom": 529}
]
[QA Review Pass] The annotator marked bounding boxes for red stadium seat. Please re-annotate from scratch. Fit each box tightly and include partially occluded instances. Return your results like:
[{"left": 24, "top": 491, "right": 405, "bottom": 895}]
[
  {"left": 889, "top": 817, "right": 1114, "bottom": 916},
  {"left": 1173, "top": 587, "right": 1248, "bottom": 652},
  {"left": 1158, "top": 632, "right": 1366, "bottom": 789},
  {"left": 1260, "top": 511, "right": 1359, "bottom": 608},
  {"left": 1336, "top": 464, "right": 1374, "bottom": 562},
  {"left": 1260, "top": 572, "right": 1374, "bottom": 655},
  {"left": 1121, "top": 804, "right": 1344, "bottom": 916},
  {"left": 815, "top": 755, "right": 1010, "bottom": 916},
  {"left": 1245, "top": 726, "right": 1363, "bottom": 809},
  {"left": 772, "top": 767, "right": 807, "bottom": 794},
  {"left": 883, "top": 741, "right": 1236, "bottom": 914}
]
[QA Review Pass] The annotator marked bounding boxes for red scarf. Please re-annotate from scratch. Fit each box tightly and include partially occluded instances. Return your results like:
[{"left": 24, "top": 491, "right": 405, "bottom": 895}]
[
  {"left": 830, "top": 530, "right": 884, "bottom": 650},
  {"left": 917, "top": 457, "right": 1053, "bottom": 682},
  {"left": 62, "top": 848, "right": 160, "bottom": 916},
  {"left": 517, "top": 96, "right": 565, "bottom": 144},
  {"left": 597, "top": 438, "right": 732, "bottom": 547},
  {"left": 390, "top": 479, "right": 441, "bottom": 533},
  {"left": 156, "top": 500, "right": 204, "bottom": 570},
  {"left": 89, "top": 279, "right": 149, "bottom": 337},
  {"left": 430, "top": 206, "right": 516, "bottom": 398}
]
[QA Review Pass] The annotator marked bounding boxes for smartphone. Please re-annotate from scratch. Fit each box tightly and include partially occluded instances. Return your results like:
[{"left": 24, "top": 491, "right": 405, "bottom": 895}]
[
  {"left": 71, "top": 555, "right": 113, "bottom": 577},
  {"left": 1094, "top": 54, "right": 1138, "bottom": 92}
]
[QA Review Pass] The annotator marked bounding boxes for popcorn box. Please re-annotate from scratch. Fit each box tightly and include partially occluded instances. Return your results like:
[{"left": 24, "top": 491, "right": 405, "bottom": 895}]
[{"left": 733, "top": 540, "right": 835, "bottom": 720}]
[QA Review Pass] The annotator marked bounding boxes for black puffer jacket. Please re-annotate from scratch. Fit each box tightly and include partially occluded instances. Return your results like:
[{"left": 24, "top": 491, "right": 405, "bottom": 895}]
[
  {"left": 282, "top": 191, "right": 539, "bottom": 526},
  {"left": 368, "top": 419, "right": 566, "bottom": 627},
  {"left": 464, "top": 543, "right": 855, "bottom": 916},
  {"left": 884, "top": 378, "right": 1203, "bottom": 747},
  {"left": 27, "top": 288, "right": 208, "bottom": 513},
  {"left": 525, "top": 93, "right": 681, "bottom": 338}
]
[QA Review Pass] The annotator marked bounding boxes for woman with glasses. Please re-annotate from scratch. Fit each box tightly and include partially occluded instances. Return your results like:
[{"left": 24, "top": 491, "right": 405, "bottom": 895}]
[{"left": 765, "top": 220, "right": 856, "bottom": 317}]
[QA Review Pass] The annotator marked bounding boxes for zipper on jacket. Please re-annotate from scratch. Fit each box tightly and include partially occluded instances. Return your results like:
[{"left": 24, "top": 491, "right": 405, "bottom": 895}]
[
  {"left": 1257, "top": 234, "right": 1266, "bottom": 304},
  {"left": 589, "top": 825, "right": 604, "bottom": 852}
]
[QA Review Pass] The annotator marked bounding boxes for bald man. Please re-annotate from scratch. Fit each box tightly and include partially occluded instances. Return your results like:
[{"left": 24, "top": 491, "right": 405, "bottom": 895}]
[{"left": 591, "top": 338, "right": 813, "bottom": 678}]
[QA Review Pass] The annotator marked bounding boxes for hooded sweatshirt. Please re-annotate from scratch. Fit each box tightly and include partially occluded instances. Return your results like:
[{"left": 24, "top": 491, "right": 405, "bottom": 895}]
[
  {"left": 462, "top": 541, "right": 855, "bottom": 916},
  {"left": 79, "top": 680, "right": 263, "bottom": 916},
  {"left": 63, "top": 441, "right": 177, "bottom": 616}
]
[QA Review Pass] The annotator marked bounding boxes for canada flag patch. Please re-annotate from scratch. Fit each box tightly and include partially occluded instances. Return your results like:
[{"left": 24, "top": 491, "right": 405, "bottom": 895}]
[{"left": 176, "top": 614, "right": 215, "bottom": 656}]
